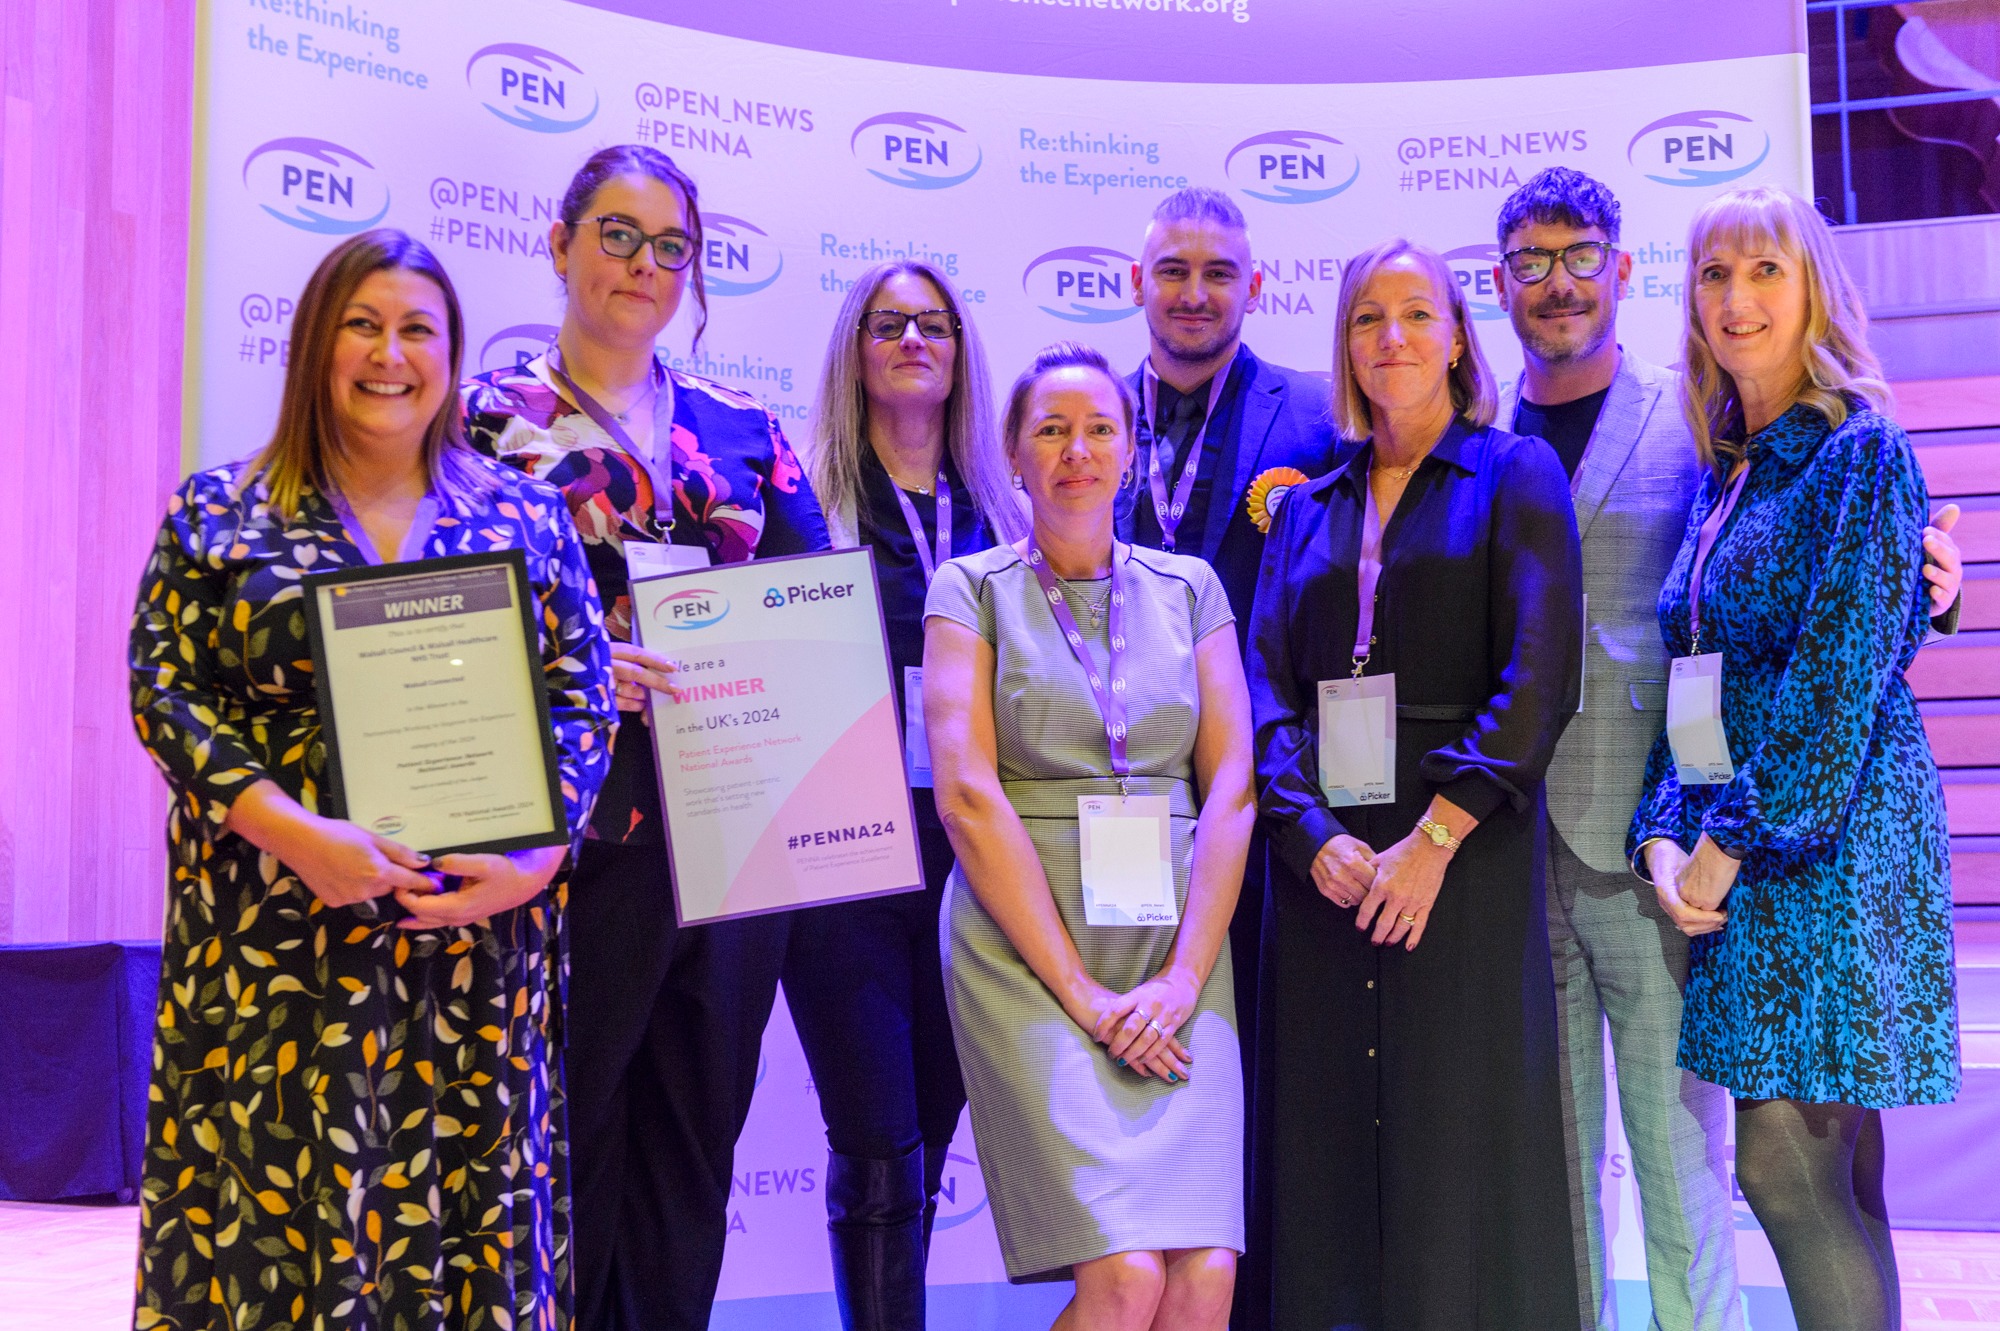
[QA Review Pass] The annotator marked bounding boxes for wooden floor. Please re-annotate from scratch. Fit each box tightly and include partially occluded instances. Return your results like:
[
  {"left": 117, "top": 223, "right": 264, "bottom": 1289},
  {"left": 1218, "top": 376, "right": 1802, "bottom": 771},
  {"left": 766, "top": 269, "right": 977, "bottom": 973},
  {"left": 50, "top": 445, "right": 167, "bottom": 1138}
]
[{"left": 4, "top": 1200, "right": 1996, "bottom": 1329}]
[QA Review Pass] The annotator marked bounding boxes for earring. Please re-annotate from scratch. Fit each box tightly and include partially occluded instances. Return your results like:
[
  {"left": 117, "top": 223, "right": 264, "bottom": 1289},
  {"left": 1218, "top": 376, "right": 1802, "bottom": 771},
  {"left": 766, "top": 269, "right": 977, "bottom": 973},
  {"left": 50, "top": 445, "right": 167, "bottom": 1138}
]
[{"left": 1011, "top": 473, "right": 1024, "bottom": 490}]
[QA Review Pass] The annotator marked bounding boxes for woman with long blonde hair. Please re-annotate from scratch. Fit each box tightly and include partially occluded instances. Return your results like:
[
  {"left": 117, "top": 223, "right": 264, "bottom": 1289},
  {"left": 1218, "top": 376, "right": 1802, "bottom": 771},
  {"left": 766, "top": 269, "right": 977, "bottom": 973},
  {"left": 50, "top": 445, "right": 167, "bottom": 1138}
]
[
  {"left": 1629, "top": 185, "right": 1958, "bottom": 1330},
  {"left": 784, "top": 260, "right": 1021, "bottom": 1329}
]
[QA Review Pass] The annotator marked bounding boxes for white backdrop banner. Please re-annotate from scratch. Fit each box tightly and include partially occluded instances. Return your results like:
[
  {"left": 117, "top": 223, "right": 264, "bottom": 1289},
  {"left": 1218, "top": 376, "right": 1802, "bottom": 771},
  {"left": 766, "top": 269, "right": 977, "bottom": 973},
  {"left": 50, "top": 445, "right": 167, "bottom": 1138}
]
[{"left": 188, "top": 1, "right": 1810, "bottom": 1323}]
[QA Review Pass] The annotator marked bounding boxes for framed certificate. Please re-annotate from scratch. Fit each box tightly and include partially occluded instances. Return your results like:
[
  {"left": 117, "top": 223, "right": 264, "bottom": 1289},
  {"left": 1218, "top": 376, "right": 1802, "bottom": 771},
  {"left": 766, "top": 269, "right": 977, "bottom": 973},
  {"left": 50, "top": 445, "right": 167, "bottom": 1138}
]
[
  {"left": 302, "top": 549, "right": 568, "bottom": 856},
  {"left": 629, "top": 547, "right": 923, "bottom": 925}
]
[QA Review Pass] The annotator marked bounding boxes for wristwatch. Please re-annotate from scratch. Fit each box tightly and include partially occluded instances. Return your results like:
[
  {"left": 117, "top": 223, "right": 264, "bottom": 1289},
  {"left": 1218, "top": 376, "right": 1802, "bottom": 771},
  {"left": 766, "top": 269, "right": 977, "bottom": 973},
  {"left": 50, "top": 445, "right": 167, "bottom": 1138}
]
[{"left": 1415, "top": 816, "right": 1462, "bottom": 853}]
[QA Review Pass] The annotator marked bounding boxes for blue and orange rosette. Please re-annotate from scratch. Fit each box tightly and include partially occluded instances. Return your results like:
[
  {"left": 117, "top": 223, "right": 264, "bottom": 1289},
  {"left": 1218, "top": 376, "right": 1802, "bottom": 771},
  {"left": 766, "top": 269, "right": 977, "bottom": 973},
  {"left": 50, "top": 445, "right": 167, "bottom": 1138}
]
[{"left": 1246, "top": 466, "right": 1310, "bottom": 534}]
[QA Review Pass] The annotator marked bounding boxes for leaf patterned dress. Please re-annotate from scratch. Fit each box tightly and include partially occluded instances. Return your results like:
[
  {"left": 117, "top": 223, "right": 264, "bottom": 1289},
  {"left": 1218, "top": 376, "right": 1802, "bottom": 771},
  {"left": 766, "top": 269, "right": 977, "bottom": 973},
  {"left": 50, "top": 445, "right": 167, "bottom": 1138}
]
[{"left": 128, "top": 456, "right": 615, "bottom": 1331}]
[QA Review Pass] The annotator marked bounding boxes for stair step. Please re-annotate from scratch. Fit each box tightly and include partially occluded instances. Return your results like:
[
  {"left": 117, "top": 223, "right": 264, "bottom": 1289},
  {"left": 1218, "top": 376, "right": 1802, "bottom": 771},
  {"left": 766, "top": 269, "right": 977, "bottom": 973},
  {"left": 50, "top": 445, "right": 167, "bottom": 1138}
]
[{"left": 1910, "top": 630, "right": 2000, "bottom": 701}]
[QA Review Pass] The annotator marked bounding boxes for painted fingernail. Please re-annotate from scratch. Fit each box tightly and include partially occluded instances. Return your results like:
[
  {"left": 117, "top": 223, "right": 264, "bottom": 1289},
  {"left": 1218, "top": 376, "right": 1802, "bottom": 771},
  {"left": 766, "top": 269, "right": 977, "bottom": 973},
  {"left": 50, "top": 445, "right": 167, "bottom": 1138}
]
[
  {"left": 1167, "top": 1072, "right": 1178, "bottom": 1083},
  {"left": 1117, "top": 1058, "right": 1126, "bottom": 1066}
]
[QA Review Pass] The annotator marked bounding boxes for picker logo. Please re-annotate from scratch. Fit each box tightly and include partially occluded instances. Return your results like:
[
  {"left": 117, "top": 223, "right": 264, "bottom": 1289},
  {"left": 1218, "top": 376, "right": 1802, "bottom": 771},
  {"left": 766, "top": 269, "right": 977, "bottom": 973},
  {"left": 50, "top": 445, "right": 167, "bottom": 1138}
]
[
  {"left": 1022, "top": 246, "right": 1141, "bottom": 325},
  {"left": 478, "top": 323, "right": 558, "bottom": 373},
  {"left": 850, "top": 112, "right": 982, "bottom": 190},
  {"left": 1627, "top": 110, "right": 1769, "bottom": 188},
  {"left": 702, "top": 214, "right": 784, "bottom": 297},
  {"left": 1440, "top": 244, "right": 1507, "bottom": 322},
  {"left": 465, "top": 44, "right": 599, "bottom": 134},
  {"left": 242, "top": 138, "right": 390, "bottom": 235},
  {"left": 1224, "top": 131, "right": 1360, "bottom": 205}
]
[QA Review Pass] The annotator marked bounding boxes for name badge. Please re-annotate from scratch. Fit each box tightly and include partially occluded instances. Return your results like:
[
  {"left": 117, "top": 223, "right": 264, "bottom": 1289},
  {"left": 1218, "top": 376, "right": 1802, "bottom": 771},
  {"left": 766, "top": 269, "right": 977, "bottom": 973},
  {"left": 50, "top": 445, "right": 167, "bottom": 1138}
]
[
  {"left": 903, "top": 666, "right": 932, "bottom": 788},
  {"left": 1078, "top": 794, "right": 1178, "bottom": 927},
  {"left": 1666, "top": 653, "right": 1734, "bottom": 785},
  {"left": 1318, "top": 674, "right": 1397, "bottom": 807},
  {"left": 624, "top": 540, "right": 711, "bottom": 580}
]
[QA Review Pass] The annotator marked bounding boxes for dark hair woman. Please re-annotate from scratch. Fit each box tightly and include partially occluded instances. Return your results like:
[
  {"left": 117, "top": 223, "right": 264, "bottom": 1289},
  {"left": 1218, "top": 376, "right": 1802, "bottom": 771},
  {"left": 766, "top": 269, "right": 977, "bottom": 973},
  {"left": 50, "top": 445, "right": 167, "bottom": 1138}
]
[
  {"left": 129, "top": 228, "right": 615, "bottom": 1329},
  {"left": 462, "top": 145, "right": 830, "bottom": 1331}
]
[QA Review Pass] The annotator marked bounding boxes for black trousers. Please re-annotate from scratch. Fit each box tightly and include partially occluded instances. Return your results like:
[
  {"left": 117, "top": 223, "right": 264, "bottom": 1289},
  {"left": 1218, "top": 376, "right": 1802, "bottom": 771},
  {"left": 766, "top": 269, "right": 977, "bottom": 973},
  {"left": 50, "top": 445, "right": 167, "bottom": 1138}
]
[
  {"left": 1232, "top": 827, "right": 1274, "bottom": 1331},
  {"left": 565, "top": 839, "right": 791, "bottom": 1331},
  {"left": 782, "top": 820, "right": 966, "bottom": 1166}
]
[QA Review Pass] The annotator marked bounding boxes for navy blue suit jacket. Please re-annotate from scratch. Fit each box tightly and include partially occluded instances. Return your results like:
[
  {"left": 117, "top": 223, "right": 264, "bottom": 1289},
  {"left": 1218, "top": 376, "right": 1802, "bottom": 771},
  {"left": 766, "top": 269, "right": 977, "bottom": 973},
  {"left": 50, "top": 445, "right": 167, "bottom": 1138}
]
[{"left": 1116, "top": 345, "right": 1338, "bottom": 650}]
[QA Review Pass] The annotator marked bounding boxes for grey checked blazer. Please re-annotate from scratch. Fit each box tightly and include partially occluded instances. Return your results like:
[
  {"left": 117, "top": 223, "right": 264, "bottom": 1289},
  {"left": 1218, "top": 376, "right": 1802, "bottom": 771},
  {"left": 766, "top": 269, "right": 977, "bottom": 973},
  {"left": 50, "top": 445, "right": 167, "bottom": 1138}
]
[{"left": 1499, "top": 350, "right": 1701, "bottom": 873}]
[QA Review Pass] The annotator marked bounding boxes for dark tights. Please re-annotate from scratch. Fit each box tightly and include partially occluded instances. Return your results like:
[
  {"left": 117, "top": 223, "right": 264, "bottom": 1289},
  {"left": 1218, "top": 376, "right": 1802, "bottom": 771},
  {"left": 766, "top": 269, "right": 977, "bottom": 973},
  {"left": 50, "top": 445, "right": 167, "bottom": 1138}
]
[{"left": 1734, "top": 1098, "right": 1898, "bottom": 1331}]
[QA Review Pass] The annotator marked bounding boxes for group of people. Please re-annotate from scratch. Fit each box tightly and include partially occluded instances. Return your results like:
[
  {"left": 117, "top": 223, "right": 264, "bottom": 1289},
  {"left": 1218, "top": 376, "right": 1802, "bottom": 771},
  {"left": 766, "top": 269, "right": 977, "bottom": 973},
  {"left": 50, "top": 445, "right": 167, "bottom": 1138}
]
[{"left": 126, "top": 141, "right": 1967, "bottom": 1331}]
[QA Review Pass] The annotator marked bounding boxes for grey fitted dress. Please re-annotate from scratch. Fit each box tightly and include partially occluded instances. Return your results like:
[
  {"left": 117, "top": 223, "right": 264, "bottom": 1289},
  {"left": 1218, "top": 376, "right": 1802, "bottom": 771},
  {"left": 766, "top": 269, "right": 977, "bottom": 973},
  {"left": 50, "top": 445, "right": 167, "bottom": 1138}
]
[{"left": 924, "top": 541, "right": 1245, "bottom": 1283}]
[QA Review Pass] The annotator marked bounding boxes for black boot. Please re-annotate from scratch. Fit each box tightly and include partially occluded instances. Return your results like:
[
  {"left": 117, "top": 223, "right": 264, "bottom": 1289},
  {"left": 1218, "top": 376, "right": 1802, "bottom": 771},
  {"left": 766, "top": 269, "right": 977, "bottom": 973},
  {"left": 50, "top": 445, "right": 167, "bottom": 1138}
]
[
  {"left": 919, "top": 1142, "right": 950, "bottom": 1257},
  {"left": 827, "top": 1145, "right": 927, "bottom": 1331}
]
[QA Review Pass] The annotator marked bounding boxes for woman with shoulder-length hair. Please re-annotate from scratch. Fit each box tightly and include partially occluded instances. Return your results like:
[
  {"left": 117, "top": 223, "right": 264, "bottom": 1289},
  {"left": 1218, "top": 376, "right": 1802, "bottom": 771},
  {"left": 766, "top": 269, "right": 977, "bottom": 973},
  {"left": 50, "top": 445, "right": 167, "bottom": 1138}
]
[
  {"left": 462, "top": 144, "right": 830, "bottom": 1331},
  {"left": 1247, "top": 237, "right": 1583, "bottom": 1329},
  {"left": 783, "top": 260, "right": 1023, "bottom": 1328},
  {"left": 129, "top": 228, "right": 615, "bottom": 1330},
  {"left": 924, "top": 341, "right": 1255, "bottom": 1328},
  {"left": 1628, "top": 185, "right": 1957, "bottom": 1330}
]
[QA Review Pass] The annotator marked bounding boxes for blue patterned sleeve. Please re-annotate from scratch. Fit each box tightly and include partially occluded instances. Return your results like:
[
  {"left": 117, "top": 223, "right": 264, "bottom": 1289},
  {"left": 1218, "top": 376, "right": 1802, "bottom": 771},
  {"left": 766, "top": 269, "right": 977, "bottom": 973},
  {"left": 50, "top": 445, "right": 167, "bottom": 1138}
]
[
  {"left": 1701, "top": 415, "right": 1931, "bottom": 860},
  {"left": 1248, "top": 484, "right": 1350, "bottom": 881},
  {"left": 1626, "top": 728, "right": 1686, "bottom": 872},
  {"left": 128, "top": 472, "right": 273, "bottom": 826},
  {"left": 525, "top": 484, "right": 617, "bottom": 849}
]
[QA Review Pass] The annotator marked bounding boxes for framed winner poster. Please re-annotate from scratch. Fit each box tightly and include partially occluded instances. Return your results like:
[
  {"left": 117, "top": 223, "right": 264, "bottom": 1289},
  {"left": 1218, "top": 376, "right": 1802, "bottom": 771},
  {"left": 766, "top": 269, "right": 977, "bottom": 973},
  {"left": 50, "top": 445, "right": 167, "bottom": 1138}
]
[
  {"left": 629, "top": 547, "right": 923, "bottom": 925},
  {"left": 302, "top": 550, "right": 568, "bottom": 856}
]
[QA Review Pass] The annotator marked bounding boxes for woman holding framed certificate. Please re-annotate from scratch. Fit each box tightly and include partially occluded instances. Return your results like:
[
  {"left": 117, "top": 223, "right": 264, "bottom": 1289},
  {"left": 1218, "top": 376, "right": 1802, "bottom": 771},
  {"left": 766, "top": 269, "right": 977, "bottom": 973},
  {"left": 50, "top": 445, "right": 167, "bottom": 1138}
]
[
  {"left": 128, "top": 230, "right": 615, "bottom": 1328},
  {"left": 923, "top": 342, "right": 1256, "bottom": 1326},
  {"left": 789, "top": 261, "right": 1025, "bottom": 1326},
  {"left": 463, "top": 145, "right": 831, "bottom": 1331}
]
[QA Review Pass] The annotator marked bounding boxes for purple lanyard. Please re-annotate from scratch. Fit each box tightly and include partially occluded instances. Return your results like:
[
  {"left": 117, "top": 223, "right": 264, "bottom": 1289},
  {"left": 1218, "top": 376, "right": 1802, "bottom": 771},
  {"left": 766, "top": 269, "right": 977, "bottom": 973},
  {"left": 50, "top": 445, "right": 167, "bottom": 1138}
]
[
  {"left": 1140, "top": 362, "right": 1229, "bottom": 551},
  {"left": 1688, "top": 460, "right": 1751, "bottom": 654},
  {"left": 1024, "top": 540, "right": 1132, "bottom": 782},
  {"left": 546, "top": 347, "right": 677, "bottom": 532},
  {"left": 328, "top": 489, "right": 440, "bottom": 566},
  {"left": 889, "top": 471, "right": 952, "bottom": 587},
  {"left": 1352, "top": 481, "right": 1386, "bottom": 674}
]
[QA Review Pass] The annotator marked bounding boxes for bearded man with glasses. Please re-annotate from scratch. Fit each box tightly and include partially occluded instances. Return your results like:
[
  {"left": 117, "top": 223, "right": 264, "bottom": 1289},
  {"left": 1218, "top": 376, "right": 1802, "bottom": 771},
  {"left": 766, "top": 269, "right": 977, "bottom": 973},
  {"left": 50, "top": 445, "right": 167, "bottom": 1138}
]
[{"left": 1491, "top": 168, "right": 1964, "bottom": 1331}]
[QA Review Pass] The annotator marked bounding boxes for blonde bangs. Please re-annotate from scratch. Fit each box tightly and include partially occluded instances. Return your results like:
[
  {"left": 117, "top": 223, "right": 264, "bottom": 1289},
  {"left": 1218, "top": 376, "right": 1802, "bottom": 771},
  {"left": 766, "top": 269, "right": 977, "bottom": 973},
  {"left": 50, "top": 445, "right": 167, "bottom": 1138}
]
[{"left": 1679, "top": 186, "right": 1891, "bottom": 471}]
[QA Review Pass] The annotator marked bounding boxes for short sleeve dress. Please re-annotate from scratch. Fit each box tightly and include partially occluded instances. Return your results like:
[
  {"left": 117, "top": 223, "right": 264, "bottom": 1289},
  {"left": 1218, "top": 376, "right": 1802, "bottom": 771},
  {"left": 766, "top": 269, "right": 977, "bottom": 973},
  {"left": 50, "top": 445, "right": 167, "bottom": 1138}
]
[{"left": 923, "top": 541, "right": 1244, "bottom": 1282}]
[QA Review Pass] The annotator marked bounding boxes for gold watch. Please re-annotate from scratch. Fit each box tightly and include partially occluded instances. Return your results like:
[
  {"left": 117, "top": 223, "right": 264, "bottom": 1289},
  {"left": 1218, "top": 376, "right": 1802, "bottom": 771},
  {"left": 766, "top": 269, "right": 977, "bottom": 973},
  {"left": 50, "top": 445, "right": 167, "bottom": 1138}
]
[{"left": 1415, "top": 816, "right": 1462, "bottom": 853}]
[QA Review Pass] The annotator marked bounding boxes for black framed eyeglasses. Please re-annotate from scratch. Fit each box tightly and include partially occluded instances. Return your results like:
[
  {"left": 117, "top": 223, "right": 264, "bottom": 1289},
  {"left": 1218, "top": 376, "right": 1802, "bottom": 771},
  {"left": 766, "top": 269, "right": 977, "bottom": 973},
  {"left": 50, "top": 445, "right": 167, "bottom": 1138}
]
[
  {"left": 1499, "top": 241, "right": 1616, "bottom": 285},
  {"left": 860, "top": 308, "right": 961, "bottom": 342},
  {"left": 586, "top": 215, "right": 697, "bottom": 271}
]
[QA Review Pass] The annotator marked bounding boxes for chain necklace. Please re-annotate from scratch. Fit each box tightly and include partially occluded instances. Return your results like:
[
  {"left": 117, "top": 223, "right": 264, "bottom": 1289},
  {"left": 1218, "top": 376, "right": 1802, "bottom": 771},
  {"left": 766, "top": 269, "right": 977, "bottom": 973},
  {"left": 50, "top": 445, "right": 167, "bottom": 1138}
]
[{"left": 1057, "top": 576, "right": 1113, "bottom": 629}]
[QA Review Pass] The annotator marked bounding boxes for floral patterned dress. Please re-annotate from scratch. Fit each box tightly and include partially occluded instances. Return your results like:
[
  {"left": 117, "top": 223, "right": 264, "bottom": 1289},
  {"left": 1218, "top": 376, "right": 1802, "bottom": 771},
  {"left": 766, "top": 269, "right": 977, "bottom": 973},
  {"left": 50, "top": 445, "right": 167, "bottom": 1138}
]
[
  {"left": 128, "top": 455, "right": 615, "bottom": 1331},
  {"left": 463, "top": 353, "right": 827, "bottom": 845},
  {"left": 1628, "top": 403, "right": 1958, "bottom": 1108}
]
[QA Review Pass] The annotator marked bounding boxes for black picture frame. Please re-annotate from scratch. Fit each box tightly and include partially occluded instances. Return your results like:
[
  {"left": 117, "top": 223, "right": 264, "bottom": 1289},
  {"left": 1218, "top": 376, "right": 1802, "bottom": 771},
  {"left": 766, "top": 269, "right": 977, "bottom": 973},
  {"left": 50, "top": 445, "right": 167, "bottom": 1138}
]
[{"left": 300, "top": 548, "right": 569, "bottom": 857}]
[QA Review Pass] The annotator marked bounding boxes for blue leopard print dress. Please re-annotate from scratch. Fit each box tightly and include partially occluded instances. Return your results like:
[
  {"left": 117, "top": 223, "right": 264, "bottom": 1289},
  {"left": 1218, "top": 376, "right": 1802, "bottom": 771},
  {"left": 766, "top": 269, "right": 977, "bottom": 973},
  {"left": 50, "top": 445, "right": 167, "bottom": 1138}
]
[{"left": 1628, "top": 401, "right": 1957, "bottom": 1108}]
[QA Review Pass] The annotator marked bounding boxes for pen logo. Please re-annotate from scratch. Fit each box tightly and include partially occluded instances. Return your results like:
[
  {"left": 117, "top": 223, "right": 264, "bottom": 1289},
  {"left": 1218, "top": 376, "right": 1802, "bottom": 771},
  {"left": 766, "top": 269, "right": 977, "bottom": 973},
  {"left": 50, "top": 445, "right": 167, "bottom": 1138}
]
[
  {"left": 1224, "top": 131, "right": 1360, "bottom": 205},
  {"left": 465, "top": 44, "right": 600, "bottom": 134},
  {"left": 930, "top": 1151, "right": 991, "bottom": 1231},
  {"left": 1627, "top": 110, "right": 1770, "bottom": 188},
  {"left": 478, "top": 322, "right": 559, "bottom": 373},
  {"left": 242, "top": 137, "right": 391, "bottom": 235},
  {"left": 703, "top": 214, "right": 784, "bottom": 297},
  {"left": 370, "top": 815, "right": 407, "bottom": 835},
  {"left": 1022, "top": 246, "right": 1142, "bottom": 325},
  {"left": 851, "top": 112, "right": 982, "bottom": 190},
  {"left": 654, "top": 589, "right": 729, "bottom": 630},
  {"left": 1440, "top": 243, "right": 1507, "bottom": 321}
]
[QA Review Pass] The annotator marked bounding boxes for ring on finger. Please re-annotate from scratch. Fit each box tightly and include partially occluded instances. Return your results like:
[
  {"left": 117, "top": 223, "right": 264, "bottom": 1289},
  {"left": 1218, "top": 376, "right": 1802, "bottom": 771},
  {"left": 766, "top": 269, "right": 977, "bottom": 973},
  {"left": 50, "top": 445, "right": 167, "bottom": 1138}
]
[
  {"left": 1398, "top": 912, "right": 1418, "bottom": 925},
  {"left": 1146, "top": 1018, "right": 1166, "bottom": 1037}
]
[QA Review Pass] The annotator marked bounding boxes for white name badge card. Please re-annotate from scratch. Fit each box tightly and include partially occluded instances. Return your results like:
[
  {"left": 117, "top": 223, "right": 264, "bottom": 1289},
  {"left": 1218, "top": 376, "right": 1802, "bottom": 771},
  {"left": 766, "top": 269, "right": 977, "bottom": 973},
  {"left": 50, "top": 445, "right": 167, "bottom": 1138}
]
[
  {"left": 1078, "top": 795, "right": 1179, "bottom": 927},
  {"left": 903, "top": 665, "right": 932, "bottom": 788},
  {"left": 1666, "top": 653, "right": 1735, "bottom": 786},
  {"left": 1318, "top": 674, "right": 1397, "bottom": 807},
  {"left": 623, "top": 540, "right": 711, "bottom": 580}
]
